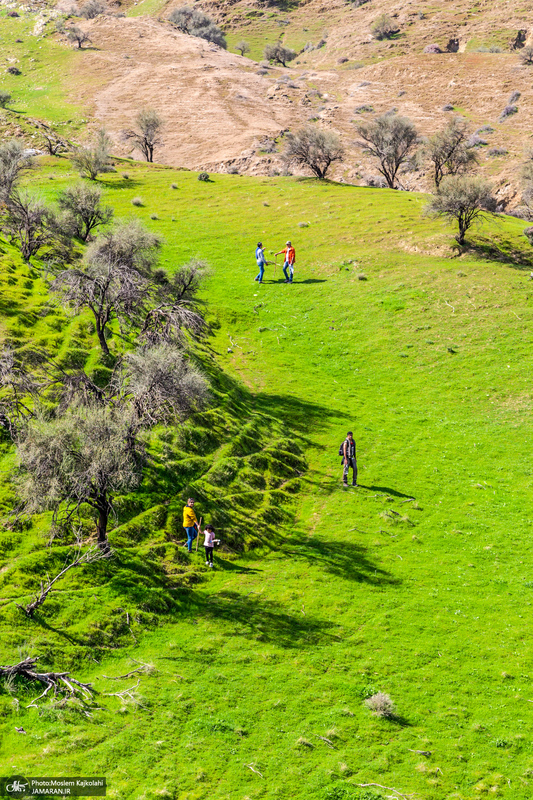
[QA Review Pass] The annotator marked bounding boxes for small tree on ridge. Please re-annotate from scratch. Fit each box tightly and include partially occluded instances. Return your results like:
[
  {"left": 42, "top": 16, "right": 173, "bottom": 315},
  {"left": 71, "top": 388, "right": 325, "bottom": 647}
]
[{"left": 426, "top": 174, "right": 495, "bottom": 245}]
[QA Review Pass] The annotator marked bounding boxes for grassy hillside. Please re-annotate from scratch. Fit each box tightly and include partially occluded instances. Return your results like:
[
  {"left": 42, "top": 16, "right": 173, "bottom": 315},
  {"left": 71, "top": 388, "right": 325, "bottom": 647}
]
[{"left": 2, "top": 160, "right": 533, "bottom": 799}]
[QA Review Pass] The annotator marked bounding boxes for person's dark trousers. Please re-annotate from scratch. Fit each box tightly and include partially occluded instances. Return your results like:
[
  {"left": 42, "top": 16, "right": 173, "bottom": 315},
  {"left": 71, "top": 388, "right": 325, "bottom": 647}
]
[
  {"left": 343, "top": 457, "right": 357, "bottom": 485},
  {"left": 204, "top": 545, "right": 214, "bottom": 563},
  {"left": 255, "top": 263, "right": 265, "bottom": 282},
  {"left": 185, "top": 526, "right": 197, "bottom": 552}
]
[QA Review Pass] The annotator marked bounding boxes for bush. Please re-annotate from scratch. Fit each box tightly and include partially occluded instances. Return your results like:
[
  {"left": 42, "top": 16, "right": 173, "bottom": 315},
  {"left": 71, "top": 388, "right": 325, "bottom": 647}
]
[
  {"left": 235, "top": 40, "right": 250, "bottom": 56},
  {"left": 198, "top": 172, "right": 210, "bottom": 182},
  {"left": 488, "top": 147, "right": 508, "bottom": 157},
  {"left": 508, "top": 90, "right": 521, "bottom": 104},
  {"left": 168, "top": 6, "right": 226, "bottom": 48},
  {"left": 424, "top": 43, "right": 442, "bottom": 53},
  {"left": 499, "top": 104, "right": 518, "bottom": 121},
  {"left": 371, "top": 13, "right": 399, "bottom": 40},
  {"left": 364, "top": 691, "right": 395, "bottom": 718},
  {"left": 131, "top": 196, "right": 143, "bottom": 206},
  {"left": 426, "top": 174, "right": 495, "bottom": 245},
  {"left": 150, "top": 213, "right": 158, "bottom": 220},
  {"left": 283, "top": 125, "right": 344, "bottom": 179},
  {"left": 6, "top": 66, "right": 21, "bottom": 75},
  {"left": 264, "top": 41, "right": 296, "bottom": 67},
  {"left": 69, "top": 129, "right": 112, "bottom": 180},
  {"left": 171, "top": 183, "right": 178, "bottom": 189},
  {"left": 519, "top": 45, "right": 533, "bottom": 65},
  {"left": 0, "top": 90, "right": 12, "bottom": 108},
  {"left": 442, "top": 103, "right": 454, "bottom": 111},
  {"left": 79, "top": 0, "right": 105, "bottom": 18},
  {"left": 354, "top": 105, "right": 374, "bottom": 114}
]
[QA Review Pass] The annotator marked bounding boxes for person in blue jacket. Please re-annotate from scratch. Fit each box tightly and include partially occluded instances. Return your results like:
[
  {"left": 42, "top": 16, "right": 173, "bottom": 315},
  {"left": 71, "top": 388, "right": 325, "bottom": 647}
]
[{"left": 254, "top": 242, "right": 266, "bottom": 284}]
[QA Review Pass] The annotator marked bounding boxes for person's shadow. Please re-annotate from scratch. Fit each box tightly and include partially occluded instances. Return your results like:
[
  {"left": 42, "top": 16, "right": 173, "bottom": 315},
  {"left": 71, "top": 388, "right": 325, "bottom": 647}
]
[{"left": 357, "top": 485, "right": 415, "bottom": 499}]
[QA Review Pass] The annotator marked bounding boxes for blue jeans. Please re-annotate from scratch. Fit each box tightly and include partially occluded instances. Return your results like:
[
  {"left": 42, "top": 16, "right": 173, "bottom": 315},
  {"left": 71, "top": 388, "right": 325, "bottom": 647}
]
[
  {"left": 255, "top": 262, "right": 265, "bottom": 282},
  {"left": 283, "top": 262, "right": 293, "bottom": 282},
  {"left": 185, "top": 526, "right": 197, "bottom": 552}
]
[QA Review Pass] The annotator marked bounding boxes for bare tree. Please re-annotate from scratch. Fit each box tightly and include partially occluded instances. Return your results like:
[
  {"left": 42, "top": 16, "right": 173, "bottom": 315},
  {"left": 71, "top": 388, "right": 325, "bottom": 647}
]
[
  {"left": 41, "top": 131, "right": 67, "bottom": 156},
  {"left": 424, "top": 117, "right": 479, "bottom": 187},
  {"left": 0, "top": 191, "right": 57, "bottom": 262},
  {"left": 79, "top": 0, "right": 105, "bottom": 18},
  {"left": 0, "top": 139, "right": 33, "bottom": 201},
  {"left": 264, "top": 41, "right": 296, "bottom": 67},
  {"left": 519, "top": 45, "right": 533, "bottom": 65},
  {"left": 66, "top": 25, "right": 92, "bottom": 49},
  {"left": 356, "top": 112, "right": 418, "bottom": 189},
  {"left": 70, "top": 129, "right": 113, "bottom": 180},
  {"left": 283, "top": 125, "right": 344, "bottom": 179},
  {"left": 57, "top": 183, "right": 113, "bottom": 241},
  {"left": 122, "top": 109, "right": 164, "bottom": 163},
  {"left": 168, "top": 6, "right": 227, "bottom": 48},
  {"left": 426, "top": 175, "right": 495, "bottom": 245},
  {"left": 0, "top": 657, "right": 93, "bottom": 709},
  {"left": 235, "top": 40, "right": 250, "bottom": 56},
  {"left": 12, "top": 345, "right": 207, "bottom": 548}
]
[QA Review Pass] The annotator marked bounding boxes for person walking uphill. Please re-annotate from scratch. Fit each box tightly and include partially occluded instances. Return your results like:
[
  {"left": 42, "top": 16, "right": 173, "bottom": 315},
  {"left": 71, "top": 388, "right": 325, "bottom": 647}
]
[
  {"left": 275, "top": 241, "right": 296, "bottom": 283},
  {"left": 342, "top": 431, "right": 357, "bottom": 487},
  {"left": 255, "top": 242, "right": 267, "bottom": 284},
  {"left": 183, "top": 497, "right": 199, "bottom": 552}
]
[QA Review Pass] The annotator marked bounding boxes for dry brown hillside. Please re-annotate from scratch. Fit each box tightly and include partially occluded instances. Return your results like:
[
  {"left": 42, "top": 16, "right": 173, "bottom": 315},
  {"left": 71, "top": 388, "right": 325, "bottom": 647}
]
[{"left": 59, "top": 0, "right": 533, "bottom": 203}]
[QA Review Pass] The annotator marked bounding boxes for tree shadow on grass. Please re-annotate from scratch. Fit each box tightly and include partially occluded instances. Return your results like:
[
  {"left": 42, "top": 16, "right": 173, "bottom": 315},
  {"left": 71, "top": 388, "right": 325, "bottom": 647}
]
[
  {"left": 197, "top": 589, "right": 335, "bottom": 648},
  {"left": 466, "top": 236, "right": 533, "bottom": 269},
  {"left": 282, "top": 536, "right": 399, "bottom": 586}
]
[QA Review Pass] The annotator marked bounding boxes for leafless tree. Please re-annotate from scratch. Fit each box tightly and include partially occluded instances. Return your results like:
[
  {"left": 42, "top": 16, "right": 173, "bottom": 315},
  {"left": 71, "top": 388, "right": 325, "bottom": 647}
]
[
  {"left": 41, "top": 132, "right": 67, "bottom": 156},
  {"left": 70, "top": 129, "right": 113, "bottom": 180},
  {"left": 0, "top": 657, "right": 93, "bottom": 709},
  {"left": 426, "top": 175, "right": 495, "bottom": 245},
  {"left": 66, "top": 25, "right": 92, "bottom": 49},
  {"left": 235, "top": 40, "right": 250, "bottom": 56},
  {"left": 264, "top": 41, "right": 296, "bottom": 67},
  {"left": 57, "top": 182, "right": 113, "bottom": 241},
  {"left": 0, "top": 190, "right": 57, "bottom": 262},
  {"left": 356, "top": 112, "right": 419, "bottom": 189},
  {"left": 0, "top": 139, "right": 33, "bottom": 201},
  {"left": 283, "top": 125, "right": 343, "bottom": 179},
  {"left": 423, "top": 117, "right": 479, "bottom": 187},
  {"left": 122, "top": 109, "right": 164, "bottom": 163}
]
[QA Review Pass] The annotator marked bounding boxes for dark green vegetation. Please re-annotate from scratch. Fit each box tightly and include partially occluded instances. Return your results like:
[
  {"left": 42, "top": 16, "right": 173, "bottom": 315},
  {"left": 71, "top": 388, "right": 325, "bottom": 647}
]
[{"left": 1, "top": 159, "right": 533, "bottom": 800}]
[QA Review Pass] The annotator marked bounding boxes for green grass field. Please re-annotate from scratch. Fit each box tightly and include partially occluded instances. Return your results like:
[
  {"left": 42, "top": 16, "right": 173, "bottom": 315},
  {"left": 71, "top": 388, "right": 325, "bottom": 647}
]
[{"left": 2, "top": 159, "right": 533, "bottom": 800}]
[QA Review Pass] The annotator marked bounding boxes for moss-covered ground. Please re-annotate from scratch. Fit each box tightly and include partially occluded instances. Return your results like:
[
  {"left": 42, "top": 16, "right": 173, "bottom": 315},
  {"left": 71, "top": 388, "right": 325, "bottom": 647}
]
[{"left": 1, "top": 160, "right": 533, "bottom": 800}]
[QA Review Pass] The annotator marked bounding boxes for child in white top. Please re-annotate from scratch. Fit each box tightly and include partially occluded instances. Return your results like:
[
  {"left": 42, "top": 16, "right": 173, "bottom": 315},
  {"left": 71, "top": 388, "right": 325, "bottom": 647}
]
[{"left": 203, "top": 524, "right": 219, "bottom": 568}]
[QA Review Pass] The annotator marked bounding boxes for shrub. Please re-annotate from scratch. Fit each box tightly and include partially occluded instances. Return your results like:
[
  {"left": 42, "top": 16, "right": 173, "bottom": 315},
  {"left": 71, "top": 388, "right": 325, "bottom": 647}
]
[
  {"left": 524, "top": 226, "right": 533, "bottom": 245},
  {"left": 131, "top": 196, "right": 143, "bottom": 206},
  {"left": 426, "top": 174, "right": 495, "bottom": 245},
  {"left": 79, "top": 0, "right": 105, "bottom": 18},
  {"left": 364, "top": 691, "right": 395, "bottom": 718},
  {"left": 356, "top": 112, "right": 418, "bottom": 188},
  {"left": 519, "top": 45, "right": 533, "bottom": 65},
  {"left": 442, "top": 103, "right": 454, "bottom": 111},
  {"left": 69, "top": 129, "right": 112, "bottom": 180},
  {"left": 150, "top": 213, "right": 158, "bottom": 220},
  {"left": 488, "top": 147, "right": 508, "bottom": 157},
  {"left": 264, "top": 42, "right": 296, "bottom": 67},
  {"left": 508, "top": 90, "right": 521, "bottom": 104},
  {"left": 198, "top": 172, "right": 210, "bottom": 182},
  {"left": 235, "top": 40, "right": 250, "bottom": 56},
  {"left": 171, "top": 183, "right": 178, "bottom": 189},
  {"left": 57, "top": 182, "right": 113, "bottom": 241},
  {"left": 371, "top": 13, "right": 399, "bottom": 40},
  {"left": 424, "top": 43, "right": 442, "bottom": 53},
  {"left": 283, "top": 125, "right": 344, "bottom": 179},
  {"left": 168, "top": 6, "right": 227, "bottom": 48},
  {"left": 499, "top": 104, "right": 518, "bottom": 121},
  {"left": 354, "top": 104, "right": 374, "bottom": 114},
  {"left": 122, "top": 172, "right": 129, "bottom": 179},
  {"left": 6, "top": 66, "right": 21, "bottom": 75},
  {"left": 0, "top": 90, "right": 12, "bottom": 108}
]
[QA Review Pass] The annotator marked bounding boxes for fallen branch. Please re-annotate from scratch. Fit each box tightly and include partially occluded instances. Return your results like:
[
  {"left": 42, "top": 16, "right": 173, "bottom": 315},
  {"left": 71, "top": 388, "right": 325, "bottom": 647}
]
[
  {"left": 104, "top": 678, "right": 140, "bottom": 700},
  {"left": 408, "top": 748, "right": 431, "bottom": 756},
  {"left": 246, "top": 763, "right": 264, "bottom": 778},
  {"left": 102, "top": 667, "right": 146, "bottom": 680},
  {"left": 15, "top": 543, "right": 112, "bottom": 618},
  {"left": 0, "top": 657, "right": 93, "bottom": 709},
  {"left": 444, "top": 300, "right": 455, "bottom": 313},
  {"left": 315, "top": 734, "right": 337, "bottom": 749},
  {"left": 356, "top": 784, "right": 416, "bottom": 800}
]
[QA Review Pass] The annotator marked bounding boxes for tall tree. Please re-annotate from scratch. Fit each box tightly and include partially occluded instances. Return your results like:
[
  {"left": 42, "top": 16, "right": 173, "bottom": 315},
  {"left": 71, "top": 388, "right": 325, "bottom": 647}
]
[
  {"left": 283, "top": 126, "right": 344, "bottom": 180},
  {"left": 424, "top": 117, "right": 478, "bottom": 188},
  {"left": 122, "top": 109, "right": 164, "bottom": 163},
  {"left": 356, "top": 113, "right": 418, "bottom": 189}
]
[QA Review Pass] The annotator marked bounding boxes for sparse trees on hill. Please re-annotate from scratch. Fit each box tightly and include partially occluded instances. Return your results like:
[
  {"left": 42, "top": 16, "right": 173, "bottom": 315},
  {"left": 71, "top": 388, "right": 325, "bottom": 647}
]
[
  {"left": 66, "top": 26, "right": 92, "bottom": 49},
  {"left": 371, "top": 13, "right": 399, "bottom": 40},
  {"left": 122, "top": 109, "right": 164, "bottom": 163},
  {"left": 426, "top": 175, "right": 495, "bottom": 245},
  {"left": 264, "top": 41, "right": 296, "bottom": 67},
  {"left": 168, "top": 6, "right": 227, "bottom": 48},
  {"left": 12, "top": 345, "right": 208, "bottom": 549},
  {"left": 70, "top": 129, "right": 113, "bottom": 180},
  {"left": 283, "top": 125, "right": 344, "bottom": 179},
  {"left": 235, "top": 40, "right": 250, "bottom": 56},
  {"left": 355, "top": 112, "right": 418, "bottom": 189},
  {"left": 57, "top": 183, "right": 113, "bottom": 242},
  {"left": 52, "top": 220, "right": 207, "bottom": 356},
  {"left": 424, "top": 117, "right": 479, "bottom": 187}
]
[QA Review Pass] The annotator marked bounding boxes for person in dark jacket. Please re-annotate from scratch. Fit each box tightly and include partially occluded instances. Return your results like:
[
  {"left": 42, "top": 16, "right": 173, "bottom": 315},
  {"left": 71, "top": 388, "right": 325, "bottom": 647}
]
[{"left": 342, "top": 431, "right": 357, "bottom": 486}]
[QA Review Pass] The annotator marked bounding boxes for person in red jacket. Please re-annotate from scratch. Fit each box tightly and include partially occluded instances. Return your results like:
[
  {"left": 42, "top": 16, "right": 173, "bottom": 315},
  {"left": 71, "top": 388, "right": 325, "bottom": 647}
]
[{"left": 275, "top": 241, "right": 296, "bottom": 283}]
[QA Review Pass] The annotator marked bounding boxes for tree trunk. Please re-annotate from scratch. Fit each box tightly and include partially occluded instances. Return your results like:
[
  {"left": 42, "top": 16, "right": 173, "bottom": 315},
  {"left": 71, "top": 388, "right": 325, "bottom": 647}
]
[
  {"left": 96, "top": 495, "right": 110, "bottom": 550},
  {"left": 94, "top": 317, "right": 110, "bottom": 357}
]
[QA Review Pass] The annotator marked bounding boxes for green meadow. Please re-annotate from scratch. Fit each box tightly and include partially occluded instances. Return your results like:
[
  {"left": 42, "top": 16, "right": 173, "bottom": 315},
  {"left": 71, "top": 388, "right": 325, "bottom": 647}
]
[{"left": 1, "top": 159, "right": 533, "bottom": 800}]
